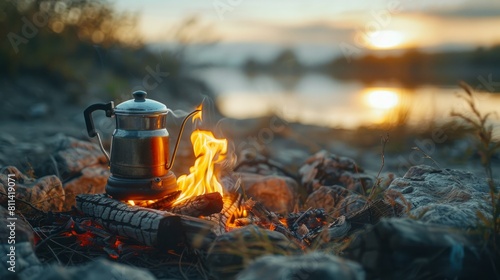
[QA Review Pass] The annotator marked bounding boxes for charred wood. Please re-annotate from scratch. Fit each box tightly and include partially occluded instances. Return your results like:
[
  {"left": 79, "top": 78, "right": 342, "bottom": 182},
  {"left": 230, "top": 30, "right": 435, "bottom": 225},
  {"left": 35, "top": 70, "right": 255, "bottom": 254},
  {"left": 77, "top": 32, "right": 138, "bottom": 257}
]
[
  {"left": 133, "top": 190, "right": 181, "bottom": 210},
  {"left": 170, "top": 192, "right": 223, "bottom": 217},
  {"left": 205, "top": 192, "right": 241, "bottom": 235},
  {"left": 75, "top": 194, "right": 217, "bottom": 250},
  {"left": 244, "top": 198, "right": 304, "bottom": 248}
]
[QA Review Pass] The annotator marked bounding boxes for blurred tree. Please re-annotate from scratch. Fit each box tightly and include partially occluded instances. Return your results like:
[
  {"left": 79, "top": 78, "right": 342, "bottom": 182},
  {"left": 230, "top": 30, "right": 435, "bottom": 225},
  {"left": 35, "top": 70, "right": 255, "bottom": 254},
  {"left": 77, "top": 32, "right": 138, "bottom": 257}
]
[
  {"left": 326, "top": 45, "right": 500, "bottom": 90},
  {"left": 1, "top": 0, "right": 142, "bottom": 82},
  {"left": 272, "top": 48, "right": 301, "bottom": 74},
  {"left": 167, "top": 16, "right": 219, "bottom": 73}
]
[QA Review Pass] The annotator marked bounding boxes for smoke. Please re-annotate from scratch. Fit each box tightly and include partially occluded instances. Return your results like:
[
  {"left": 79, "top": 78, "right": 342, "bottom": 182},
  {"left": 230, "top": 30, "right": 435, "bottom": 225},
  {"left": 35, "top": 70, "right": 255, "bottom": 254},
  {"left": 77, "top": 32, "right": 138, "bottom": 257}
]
[{"left": 165, "top": 108, "right": 190, "bottom": 118}]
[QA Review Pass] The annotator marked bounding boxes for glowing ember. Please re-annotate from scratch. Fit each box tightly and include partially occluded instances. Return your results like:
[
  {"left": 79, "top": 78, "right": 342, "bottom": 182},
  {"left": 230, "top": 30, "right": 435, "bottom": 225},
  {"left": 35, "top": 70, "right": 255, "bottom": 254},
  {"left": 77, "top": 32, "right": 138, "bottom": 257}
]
[
  {"left": 174, "top": 105, "right": 227, "bottom": 205},
  {"left": 232, "top": 206, "right": 248, "bottom": 219}
]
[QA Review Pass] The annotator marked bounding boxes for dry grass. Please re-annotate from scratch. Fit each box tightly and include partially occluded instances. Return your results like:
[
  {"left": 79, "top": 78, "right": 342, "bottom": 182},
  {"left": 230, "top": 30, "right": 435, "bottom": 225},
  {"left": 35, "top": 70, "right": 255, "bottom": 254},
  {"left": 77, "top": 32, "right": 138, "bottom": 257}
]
[{"left": 451, "top": 82, "right": 500, "bottom": 253}]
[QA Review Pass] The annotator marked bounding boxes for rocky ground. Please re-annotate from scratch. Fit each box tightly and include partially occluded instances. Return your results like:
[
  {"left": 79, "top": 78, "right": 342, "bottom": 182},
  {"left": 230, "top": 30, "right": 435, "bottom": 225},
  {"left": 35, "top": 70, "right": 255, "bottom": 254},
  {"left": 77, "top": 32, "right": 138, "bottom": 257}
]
[
  {"left": 0, "top": 131, "right": 498, "bottom": 279},
  {"left": 0, "top": 79, "right": 499, "bottom": 279}
]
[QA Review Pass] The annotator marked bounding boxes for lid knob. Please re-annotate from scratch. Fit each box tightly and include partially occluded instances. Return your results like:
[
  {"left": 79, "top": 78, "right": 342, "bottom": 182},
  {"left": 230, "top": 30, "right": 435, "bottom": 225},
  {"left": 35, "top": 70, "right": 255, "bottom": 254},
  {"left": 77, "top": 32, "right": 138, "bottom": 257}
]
[{"left": 133, "top": 90, "right": 147, "bottom": 102}]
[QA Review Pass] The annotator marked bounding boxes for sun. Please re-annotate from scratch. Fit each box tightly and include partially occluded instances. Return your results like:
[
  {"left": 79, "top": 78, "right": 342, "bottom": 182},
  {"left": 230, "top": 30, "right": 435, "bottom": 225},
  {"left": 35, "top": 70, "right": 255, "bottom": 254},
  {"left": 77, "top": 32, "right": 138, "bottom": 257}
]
[
  {"left": 366, "top": 30, "right": 405, "bottom": 49},
  {"left": 365, "top": 89, "right": 399, "bottom": 109}
]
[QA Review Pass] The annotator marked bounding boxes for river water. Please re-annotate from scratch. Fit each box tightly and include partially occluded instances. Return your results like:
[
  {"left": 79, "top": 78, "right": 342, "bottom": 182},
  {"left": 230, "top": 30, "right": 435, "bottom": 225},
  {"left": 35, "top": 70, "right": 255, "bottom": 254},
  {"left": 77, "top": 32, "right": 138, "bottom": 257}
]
[{"left": 194, "top": 67, "right": 500, "bottom": 132}]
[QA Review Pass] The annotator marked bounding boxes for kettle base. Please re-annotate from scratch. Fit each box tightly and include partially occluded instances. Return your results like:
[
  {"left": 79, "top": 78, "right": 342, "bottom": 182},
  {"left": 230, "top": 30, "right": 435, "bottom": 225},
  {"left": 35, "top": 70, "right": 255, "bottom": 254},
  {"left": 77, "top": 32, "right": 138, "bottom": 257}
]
[{"left": 105, "top": 171, "right": 178, "bottom": 201}]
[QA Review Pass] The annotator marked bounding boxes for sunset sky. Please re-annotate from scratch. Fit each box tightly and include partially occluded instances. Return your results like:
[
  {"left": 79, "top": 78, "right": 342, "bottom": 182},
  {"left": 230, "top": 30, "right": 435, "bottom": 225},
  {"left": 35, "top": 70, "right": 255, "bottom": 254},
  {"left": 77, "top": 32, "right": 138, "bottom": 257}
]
[
  {"left": 115, "top": 0, "right": 500, "bottom": 63},
  {"left": 116, "top": 0, "right": 500, "bottom": 47}
]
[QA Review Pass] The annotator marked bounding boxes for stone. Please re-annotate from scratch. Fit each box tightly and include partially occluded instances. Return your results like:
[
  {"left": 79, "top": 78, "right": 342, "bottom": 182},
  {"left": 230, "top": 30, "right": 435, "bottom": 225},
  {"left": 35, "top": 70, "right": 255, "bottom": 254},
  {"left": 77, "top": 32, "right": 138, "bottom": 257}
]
[
  {"left": 299, "top": 150, "right": 373, "bottom": 194},
  {"left": 387, "top": 165, "right": 495, "bottom": 228},
  {"left": 207, "top": 225, "right": 301, "bottom": 279},
  {"left": 0, "top": 166, "right": 65, "bottom": 212},
  {"left": 0, "top": 242, "right": 42, "bottom": 279},
  {"left": 305, "top": 185, "right": 348, "bottom": 213},
  {"left": 28, "top": 259, "right": 156, "bottom": 280},
  {"left": 0, "top": 206, "right": 35, "bottom": 246},
  {"left": 36, "top": 134, "right": 107, "bottom": 180},
  {"left": 62, "top": 166, "right": 109, "bottom": 211},
  {"left": 338, "top": 172, "right": 375, "bottom": 194},
  {"left": 34, "top": 135, "right": 110, "bottom": 210},
  {"left": 337, "top": 194, "right": 367, "bottom": 216},
  {"left": 29, "top": 103, "right": 49, "bottom": 118},
  {"left": 344, "top": 218, "right": 496, "bottom": 279},
  {"left": 235, "top": 150, "right": 292, "bottom": 176},
  {"left": 236, "top": 252, "right": 365, "bottom": 280},
  {"left": 237, "top": 172, "right": 298, "bottom": 213}
]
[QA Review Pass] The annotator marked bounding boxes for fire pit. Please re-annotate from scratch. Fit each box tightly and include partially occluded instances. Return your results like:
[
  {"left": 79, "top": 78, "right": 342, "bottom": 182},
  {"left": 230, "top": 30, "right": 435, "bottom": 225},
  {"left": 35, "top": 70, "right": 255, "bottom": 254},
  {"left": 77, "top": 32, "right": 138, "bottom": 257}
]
[
  {"left": 2, "top": 93, "right": 498, "bottom": 280},
  {"left": 79, "top": 92, "right": 233, "bottom": 250}
]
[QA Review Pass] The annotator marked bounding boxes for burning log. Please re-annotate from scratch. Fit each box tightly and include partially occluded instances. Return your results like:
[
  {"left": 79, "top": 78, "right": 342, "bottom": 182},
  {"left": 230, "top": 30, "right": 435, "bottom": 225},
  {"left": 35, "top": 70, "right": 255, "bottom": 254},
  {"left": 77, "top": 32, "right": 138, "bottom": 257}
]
[
  {"left": 170, "top": 192, "right": 223, "bottom": 217},
  {"left": 234, "top": 217, "right": 259, "bottom": 226},
  {"left": 75, "top": 194, "right": 217, "bottom": 249},
  {"left": 132, "top": 190, "right": 181, "bottom": 210},
  {"left": 305, "top": 199, "right": 400, "bottom": 243},
  {"left": 244, "top": 199, "right": 304, "bottom": 247},
  {"left": 205, "top": 192, "right": 242, "bottom": 235}
]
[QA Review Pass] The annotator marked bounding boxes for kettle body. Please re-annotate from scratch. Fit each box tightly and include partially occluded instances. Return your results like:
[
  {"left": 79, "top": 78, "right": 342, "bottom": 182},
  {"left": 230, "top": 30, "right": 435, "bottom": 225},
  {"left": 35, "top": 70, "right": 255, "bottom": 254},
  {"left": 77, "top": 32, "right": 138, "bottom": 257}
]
[
  {"left": 83, "top": 90, "right": 200, "bottom": 200},
  {"left": 111, "top": 109, "right": 170, "bottom": 178}
]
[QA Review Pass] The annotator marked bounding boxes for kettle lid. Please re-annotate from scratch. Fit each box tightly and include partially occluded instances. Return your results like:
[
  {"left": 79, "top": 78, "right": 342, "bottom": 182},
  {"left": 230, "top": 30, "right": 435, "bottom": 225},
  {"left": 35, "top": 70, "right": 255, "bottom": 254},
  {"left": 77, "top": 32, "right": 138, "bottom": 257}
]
[{"left": 114, "top": 91, "right": 168, "bottom": 114}]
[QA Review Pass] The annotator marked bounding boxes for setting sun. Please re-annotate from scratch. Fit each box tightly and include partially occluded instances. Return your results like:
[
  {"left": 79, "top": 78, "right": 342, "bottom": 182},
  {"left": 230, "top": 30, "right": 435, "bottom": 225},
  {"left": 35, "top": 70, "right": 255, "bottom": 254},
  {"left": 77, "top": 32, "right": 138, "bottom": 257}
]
[
  {"left": 365, "top": 89, "right": 399, "bottom": 109},
  {"left": 366, "top": 30, "right": 405, "bottom": 49}
]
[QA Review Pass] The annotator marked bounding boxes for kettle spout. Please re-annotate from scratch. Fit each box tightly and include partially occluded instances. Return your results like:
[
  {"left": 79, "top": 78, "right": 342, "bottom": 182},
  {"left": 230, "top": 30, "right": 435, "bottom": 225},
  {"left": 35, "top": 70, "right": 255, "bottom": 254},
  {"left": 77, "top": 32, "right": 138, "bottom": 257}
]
[{"left": 166, "top": 108, "right": 202, "bottom": 170}]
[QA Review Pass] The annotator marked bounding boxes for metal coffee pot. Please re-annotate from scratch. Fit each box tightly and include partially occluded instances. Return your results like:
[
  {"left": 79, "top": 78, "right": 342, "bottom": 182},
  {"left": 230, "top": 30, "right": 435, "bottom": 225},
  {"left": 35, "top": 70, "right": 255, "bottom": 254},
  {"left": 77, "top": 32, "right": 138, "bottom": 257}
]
[{"left": 84, "top": 90, "right": 200, "bottom": 200}]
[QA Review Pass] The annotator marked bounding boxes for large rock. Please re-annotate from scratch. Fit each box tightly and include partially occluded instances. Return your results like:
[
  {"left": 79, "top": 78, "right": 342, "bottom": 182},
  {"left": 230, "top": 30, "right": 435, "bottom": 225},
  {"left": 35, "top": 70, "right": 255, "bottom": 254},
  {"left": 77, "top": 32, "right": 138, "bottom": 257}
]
[
  {"left": 0, "top": 242, "right": 42, "bottom": 279},
  {"left": 299, "top": 150, "right": 374, "bottom": 194},
  {"left": 0, "top": 206, "right": 35, "bottom": 246},
  {"left": 344, "top": 218, "right": 496, "bottom": 279},
  {"left": 36, "top": 135, "right": 110, "bottom": 210},
  {"left": 0, "top": 166, "right": 65, "bottom": 212},
  {"left": 62, "top": 166, "right": 109, "bottom": 211},
  {"left": 387, "top": 165, "right": 494, "bottom": 228},
  {"left": 235, "top": 150, "right": 293, "bottom": 176},
  {"left": 37, "top": 134, "right": 107, "bottom": 179},
  {"left": 0, "top": 207, "right": 37, "bottom": 278},
  {"left": 31, "top": 259, "right": 156, "bottom": 280},
  {"left": 237, "top": 173, "right": 298, "bottom": 213},
  {"left": 237, "top": 252, "right": 365, "bottom": 280},
  {"left": 305, "top": 185, "right": 348, "bottom": 213},
  {"left": 337, "top": 194, "right": 368, "bottom": 216},
  {"left": 207, "top": 225, "right": 301, "bottom": 279},
  {"left": 1, "top": 243, "right": 155, "bottom": 280}
]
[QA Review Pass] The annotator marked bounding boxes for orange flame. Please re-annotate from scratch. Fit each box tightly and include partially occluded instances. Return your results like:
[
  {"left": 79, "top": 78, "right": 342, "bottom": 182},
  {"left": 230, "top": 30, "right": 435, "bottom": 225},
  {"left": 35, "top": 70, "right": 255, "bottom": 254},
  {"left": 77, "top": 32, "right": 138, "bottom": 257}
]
[
  {"left": 174, "top": 105, "right": 227, "bottom": 205},
  {"left": 192, "top": 104, "right": 203, "bottom": 123}
]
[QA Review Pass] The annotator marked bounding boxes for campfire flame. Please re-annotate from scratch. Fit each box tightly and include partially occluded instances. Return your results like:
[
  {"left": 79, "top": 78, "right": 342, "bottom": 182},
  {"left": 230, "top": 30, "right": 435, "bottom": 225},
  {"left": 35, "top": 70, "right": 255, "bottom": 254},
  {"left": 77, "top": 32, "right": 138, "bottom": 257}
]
[
  {"left": 174, "top": 104, "right": 227, "bottom": 205},
  {"left": 125, "top": 104, "right": 227, "bottom": 207}
]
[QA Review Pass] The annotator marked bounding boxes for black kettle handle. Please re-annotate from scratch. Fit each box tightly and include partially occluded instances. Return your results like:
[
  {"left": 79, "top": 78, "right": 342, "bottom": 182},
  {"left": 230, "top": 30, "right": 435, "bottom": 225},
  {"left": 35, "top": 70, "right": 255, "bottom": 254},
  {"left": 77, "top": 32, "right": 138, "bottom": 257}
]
[{"left": 83, "top": 102, "right": 114, "bottom": 137}]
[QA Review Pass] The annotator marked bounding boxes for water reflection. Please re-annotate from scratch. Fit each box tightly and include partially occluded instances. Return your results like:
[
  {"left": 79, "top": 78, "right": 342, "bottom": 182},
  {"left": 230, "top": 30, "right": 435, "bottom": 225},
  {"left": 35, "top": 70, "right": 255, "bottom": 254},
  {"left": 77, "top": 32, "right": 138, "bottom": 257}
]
[
  {"left": 364, "top": 88, "right": 400, "bottom": 110},
  {"left": 194, "top": 68, "right": 500, "bottom": 129}
]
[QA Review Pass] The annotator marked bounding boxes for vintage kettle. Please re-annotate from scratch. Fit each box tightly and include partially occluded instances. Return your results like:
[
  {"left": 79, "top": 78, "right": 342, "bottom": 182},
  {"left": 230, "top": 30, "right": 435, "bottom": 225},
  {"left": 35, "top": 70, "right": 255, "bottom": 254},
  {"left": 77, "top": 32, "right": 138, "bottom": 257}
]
[{"left": 83, "top": 90, "right": 200, "bottom": 200}]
